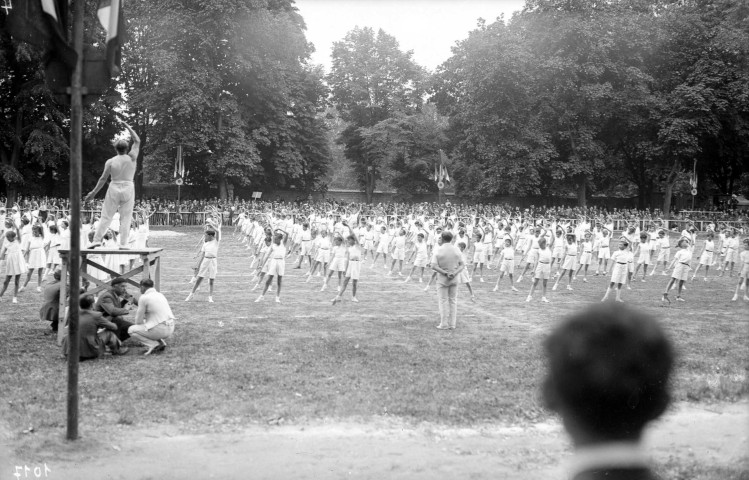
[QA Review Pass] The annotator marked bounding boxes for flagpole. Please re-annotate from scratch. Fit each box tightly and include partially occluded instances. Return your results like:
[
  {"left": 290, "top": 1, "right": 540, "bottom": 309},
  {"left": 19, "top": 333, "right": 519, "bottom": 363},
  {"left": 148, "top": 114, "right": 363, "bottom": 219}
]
[{"left": 66, "top": 0, "right": 84, "bottom": 441}]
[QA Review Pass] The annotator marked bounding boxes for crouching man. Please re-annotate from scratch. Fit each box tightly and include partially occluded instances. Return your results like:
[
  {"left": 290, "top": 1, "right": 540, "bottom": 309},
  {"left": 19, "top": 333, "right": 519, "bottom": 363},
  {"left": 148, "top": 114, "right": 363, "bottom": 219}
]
[
  {"left": 62, "top": 294, "right": 128, "bottom": 360},
  {"left": 128, "top": 278, "right": 175, "bottom": 355}
]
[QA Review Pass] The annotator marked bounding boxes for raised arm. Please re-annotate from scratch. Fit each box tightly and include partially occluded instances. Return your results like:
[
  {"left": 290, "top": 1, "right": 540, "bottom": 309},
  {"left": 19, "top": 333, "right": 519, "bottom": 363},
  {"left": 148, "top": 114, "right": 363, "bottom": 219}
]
[{"left": 119, "top": 120, "right": 140, "bottom": 160}]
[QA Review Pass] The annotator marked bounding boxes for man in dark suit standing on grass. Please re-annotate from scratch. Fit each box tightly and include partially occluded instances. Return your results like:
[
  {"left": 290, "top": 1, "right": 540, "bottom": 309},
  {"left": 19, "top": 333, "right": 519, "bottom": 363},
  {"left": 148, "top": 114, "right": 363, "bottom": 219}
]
[{"left": 542, "top": 303, "right": 673, "bottom": 480}]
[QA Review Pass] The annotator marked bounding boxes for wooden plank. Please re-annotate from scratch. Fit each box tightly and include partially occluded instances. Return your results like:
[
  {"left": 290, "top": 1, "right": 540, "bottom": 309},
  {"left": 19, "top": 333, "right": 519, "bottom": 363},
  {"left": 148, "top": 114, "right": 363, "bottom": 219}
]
[
  {"left": 154, "top": 255, "right": 161, "bottom": 290},
  {"left": 59, "top": 248, "right": 163, "bottom": 255}
]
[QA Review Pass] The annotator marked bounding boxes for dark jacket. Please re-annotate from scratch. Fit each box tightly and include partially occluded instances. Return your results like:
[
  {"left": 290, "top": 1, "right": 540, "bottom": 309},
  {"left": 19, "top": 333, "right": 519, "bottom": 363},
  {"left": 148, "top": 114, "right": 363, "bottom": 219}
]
[
  {"left": 39, "top": 280, "right": 61, "bottom": 322},
  {"left": 63, "top": 310, "right": 118, "bottom": 359},
  {"left": 573, "top": 468, "right": 660, "bottom": 480},
  {"left": 95, "top": 289, "right": 129, "bottom": 318}
]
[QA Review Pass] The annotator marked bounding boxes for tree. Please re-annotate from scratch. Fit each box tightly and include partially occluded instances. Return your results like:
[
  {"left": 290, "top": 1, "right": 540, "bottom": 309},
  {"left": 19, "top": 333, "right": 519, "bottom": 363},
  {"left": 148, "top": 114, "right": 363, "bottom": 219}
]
[
  {"left": 0, "top": 14, "right": 71, "bottom": 206},
  {"left": 328, "top": 27, "right": 426, "bottom": 203},
  {"left": 432, "top": 17, "right": 554, "bottom": 198},
  {"left": 359, "top": 104, "right": 448, "bottom": 196},
  {"left": 120, "top": 0, "right": 330, "bottom": 200}
]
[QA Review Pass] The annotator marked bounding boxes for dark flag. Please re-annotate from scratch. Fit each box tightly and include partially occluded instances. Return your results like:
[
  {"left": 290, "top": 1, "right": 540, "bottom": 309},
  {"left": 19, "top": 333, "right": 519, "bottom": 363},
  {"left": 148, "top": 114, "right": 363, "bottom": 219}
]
[
  {"left": 6, "top": 0, "right": 78, "bottom": 70},
  {"left": 97, "top": 0, "right": 125, "bottom": 76}
]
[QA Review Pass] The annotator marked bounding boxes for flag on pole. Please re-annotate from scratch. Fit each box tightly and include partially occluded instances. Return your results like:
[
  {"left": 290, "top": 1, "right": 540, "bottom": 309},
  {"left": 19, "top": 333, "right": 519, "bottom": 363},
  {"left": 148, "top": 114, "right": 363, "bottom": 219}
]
[
  {"left": 434, "top": 163, "right": 438, "bottom": 182},
  {"left": 6, "top": 0, "right": 77, "bottom": 70},
  {"left": 439, "top": 149, "right": 450, "bottom": 183},
  {"left": 97, "top": 0, "right": 125, "bottom": 76},
  {"left": 174, "top": 145, "right": 184, "bottom": 178}
]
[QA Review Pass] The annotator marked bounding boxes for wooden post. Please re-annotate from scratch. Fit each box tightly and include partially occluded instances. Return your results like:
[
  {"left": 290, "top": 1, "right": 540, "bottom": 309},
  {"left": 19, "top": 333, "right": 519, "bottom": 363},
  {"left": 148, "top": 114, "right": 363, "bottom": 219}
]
[
  {"left": 66, "top": 0, "right": 84, "bottom": 441},
  {"left": 154, "top": 254, "right": 161, "bottom": 291},
  {"left": 56, "top": 252, "right": 68, "bottom": 346}
]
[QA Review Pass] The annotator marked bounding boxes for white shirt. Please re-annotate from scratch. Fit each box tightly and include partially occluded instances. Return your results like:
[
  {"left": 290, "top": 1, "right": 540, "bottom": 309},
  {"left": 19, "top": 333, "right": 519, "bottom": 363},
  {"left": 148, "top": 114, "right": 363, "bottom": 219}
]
[{"left": 135, "top": 288, "right": 176, "bottom": 331}]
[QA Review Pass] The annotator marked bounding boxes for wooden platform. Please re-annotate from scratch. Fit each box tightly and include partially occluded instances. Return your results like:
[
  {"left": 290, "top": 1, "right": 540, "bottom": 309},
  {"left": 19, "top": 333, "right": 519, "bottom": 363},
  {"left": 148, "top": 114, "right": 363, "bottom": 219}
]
[{"left": 56, "top": 248, "right": 164, "bottom": 345}]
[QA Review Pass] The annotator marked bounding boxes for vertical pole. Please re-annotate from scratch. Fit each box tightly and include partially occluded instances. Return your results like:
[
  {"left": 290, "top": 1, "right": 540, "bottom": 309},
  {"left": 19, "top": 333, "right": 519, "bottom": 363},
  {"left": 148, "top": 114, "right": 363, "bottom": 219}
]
[{"left": 66, "top": 0, "right": 84, "bottom": 441}]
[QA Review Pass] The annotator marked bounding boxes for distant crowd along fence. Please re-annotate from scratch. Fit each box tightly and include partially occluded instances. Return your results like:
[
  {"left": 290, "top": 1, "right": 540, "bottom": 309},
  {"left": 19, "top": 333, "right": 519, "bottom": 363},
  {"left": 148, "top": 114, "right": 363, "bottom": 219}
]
[{"left": 77, "top": 210, "right": 744, "bottom": 233}]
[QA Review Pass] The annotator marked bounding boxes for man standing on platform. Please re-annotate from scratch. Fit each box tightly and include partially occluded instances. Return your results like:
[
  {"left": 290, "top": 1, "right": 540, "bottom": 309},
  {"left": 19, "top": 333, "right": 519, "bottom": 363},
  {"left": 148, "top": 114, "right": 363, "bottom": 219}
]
[
  {"left": 95, "top": 277, "right": 135, "bottom": 341},
  {"left": 128, "top": 279, "right": 175, "bottom": 355},
  {"left": 84, "top": 119, "right": 140, "bottom": 248}
]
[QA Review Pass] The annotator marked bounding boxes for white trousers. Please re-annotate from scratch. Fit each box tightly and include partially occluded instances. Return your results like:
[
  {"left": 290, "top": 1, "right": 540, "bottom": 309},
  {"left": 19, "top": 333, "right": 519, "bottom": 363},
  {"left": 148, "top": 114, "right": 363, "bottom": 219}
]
[
  {"left": 128, "top": 322, "right": 174, "bottom": 349},
  {"left": 95, "top": 181, "right": 134, "bottom": 246},
  {"left": 438, "top": 284, "right": 458, "bottom": 328}
]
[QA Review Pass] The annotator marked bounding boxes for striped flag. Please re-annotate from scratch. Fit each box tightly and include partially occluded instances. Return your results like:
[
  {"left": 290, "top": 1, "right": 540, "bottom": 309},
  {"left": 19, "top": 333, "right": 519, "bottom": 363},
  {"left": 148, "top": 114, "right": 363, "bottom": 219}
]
[
  {"left": 439, "top": 149, "right": 450, "bottom": 183},
  {"left": 174, "top": 145, "right": 184, "bottom": 178},
  {"left": 97, "top": 0, "right": 125, "bottom": 76},
  {"left": 6, "top": 0, "right": 77, "bottom": 69}
]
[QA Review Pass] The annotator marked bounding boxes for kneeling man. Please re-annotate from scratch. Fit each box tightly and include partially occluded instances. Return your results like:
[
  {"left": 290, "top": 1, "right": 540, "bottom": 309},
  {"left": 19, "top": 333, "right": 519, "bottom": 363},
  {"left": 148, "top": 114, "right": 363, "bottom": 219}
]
[{"left": 128, "top": 278, "right": 175, "bottom": 355}]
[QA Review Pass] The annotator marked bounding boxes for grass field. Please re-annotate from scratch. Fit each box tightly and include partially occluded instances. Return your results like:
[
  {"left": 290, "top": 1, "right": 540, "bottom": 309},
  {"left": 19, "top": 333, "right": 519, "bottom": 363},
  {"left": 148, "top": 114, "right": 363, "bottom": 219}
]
[{"left": 1, "top": 226, "right": 747, "bottom": 476}]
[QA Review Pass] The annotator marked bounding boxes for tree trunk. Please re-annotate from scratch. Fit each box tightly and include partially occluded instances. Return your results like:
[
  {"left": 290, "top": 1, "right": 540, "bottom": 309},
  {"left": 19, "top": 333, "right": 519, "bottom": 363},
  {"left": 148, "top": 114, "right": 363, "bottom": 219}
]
[
  {"left": 6, "top": 109, "right": 23, "bottom": 207},
  {"left": 218, "top": 173, "right": 228, "bottom": 201},
  {"left": 364, "top": 166, "right": 375, "bottom": 204},
  {"left": 577, "top": 178, "right": 587, "bottom": 207},
  {"left": 662, "top": 159, "right": 681, "bottom": 218}
]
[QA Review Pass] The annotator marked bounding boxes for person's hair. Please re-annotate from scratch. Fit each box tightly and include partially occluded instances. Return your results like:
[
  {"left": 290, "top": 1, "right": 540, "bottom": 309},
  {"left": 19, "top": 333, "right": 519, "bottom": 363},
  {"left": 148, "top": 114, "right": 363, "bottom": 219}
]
[
  {"left": 21, "top": 217, "right": 30, "bottom": 225},
  {"left": 32, "top": 224, "right": 44, "bottom": 237},
  {"left": 115, "top": 139, "right": 129, "bottom": 154},
  {"left": 49, "top": 224, "right": 58, "bottom": 234},
  {"left": 441, "top": 231, "right": 454, "bottom": 243},
  {"left": 53, "top": 270, "right": 61, "bottom": 280},
  {"left": 140, "top": 278, "right": 155, "bottom": 289},
  {"left": 542, "top": 304, "right": 673, "bottom": 442},
  {"left": 205, "top": 230, "right": 215, "bottom": 237},
  {"left": 640, "top": 233, "right": 648, "bottom": 240},
  {"left": 79, "top": 294, "right": 95, "bottom": 310},
  {"left": 5, "top": 230, "right": 17, "bottom": 242},
  {"left": 457, "top": 241, "right": 466, "bottom": 251}
]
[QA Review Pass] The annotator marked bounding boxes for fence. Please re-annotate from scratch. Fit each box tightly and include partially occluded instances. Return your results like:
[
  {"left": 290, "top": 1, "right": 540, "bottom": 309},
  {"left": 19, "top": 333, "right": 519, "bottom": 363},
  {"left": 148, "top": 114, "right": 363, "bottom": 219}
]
[{"left": 67, "top": 210, "right": 747, "bottom": 233}]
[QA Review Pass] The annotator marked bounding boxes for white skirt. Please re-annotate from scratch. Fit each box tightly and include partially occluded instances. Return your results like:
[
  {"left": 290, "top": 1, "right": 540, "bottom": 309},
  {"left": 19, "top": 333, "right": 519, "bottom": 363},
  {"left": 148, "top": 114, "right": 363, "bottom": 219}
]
[
  {"left": 579, "top": 252, "right": 592, "bottom": 265},
  {"left": 345, "top": 260, "right": 361, "bottom": 280},
  {"left": 698, "top": 251, "right": 713, "bottom": 265},
  {"left": 198, "top": 257, "right": 217, "bottom": 279},
  {"left": 500, "top": 259, "right": 514, "bottom": 273},
  {"left": 414, "top": 253, "right": 428, "bottom": 267},
  {"left": 598, "top": 246, "right": 611, "bottom": 260},
  {"left": 3, "top": 252, "right": 26, "bottom": 276},
  {"left": 300, "top": 241, "right": 313, "bottom": 255},
  {"left": 27, "top": 247, "right": 46, "bottom": 269},
  {"left": 315, "top": 249, "right": 330, "bottom": 264},
  {"left": 672, "top": 263, "right": 690, "bottom": 281},
  {"left": 267, "top": 258, "right": 285, "bottom": 277},
  {"left": 534, "top": 262, "right": 551, "bottom": 280},
  {"left": 393, "top": 248, "right": 405, "bottom": 261},
  {"left": 328, "top": 257, "right": 347, "bottom": 272},
  {"left": 562, "top": 255, "right": 576, "bottom": 270},
  {"left": 610, "top": 263, "right": 628, "bottom": 284},
  {"left": 47, "top": 245, "right": 61, "bottom": 265}
]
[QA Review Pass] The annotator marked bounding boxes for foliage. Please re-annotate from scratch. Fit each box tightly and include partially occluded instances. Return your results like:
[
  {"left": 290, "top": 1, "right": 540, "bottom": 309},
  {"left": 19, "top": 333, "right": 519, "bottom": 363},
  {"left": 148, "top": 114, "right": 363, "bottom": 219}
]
[
  {"left": 328, "top": 27, "right": 427, "bottom": 202},
  {"left": 121, "top": 0, "right": 330, "bottom": 199},
  {"left": 0, "top": 16, "right": 69, "bottom": 205},
  {"left": 433, "top": 0, "right": 749, "bottom": 210}
]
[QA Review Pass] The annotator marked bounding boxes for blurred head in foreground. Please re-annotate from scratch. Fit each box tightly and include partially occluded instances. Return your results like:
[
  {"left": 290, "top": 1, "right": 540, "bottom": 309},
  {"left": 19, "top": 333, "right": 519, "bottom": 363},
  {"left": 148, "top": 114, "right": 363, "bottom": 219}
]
[{"left": 542, "top": 303, "right": 673, "bottom": 446}]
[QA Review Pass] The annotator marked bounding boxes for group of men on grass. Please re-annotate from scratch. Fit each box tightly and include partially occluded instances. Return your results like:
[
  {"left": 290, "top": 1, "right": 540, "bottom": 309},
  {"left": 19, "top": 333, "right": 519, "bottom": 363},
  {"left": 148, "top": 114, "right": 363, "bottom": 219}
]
[{"left": 41, "top": 276, "right": 175, "bottom": 359}]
